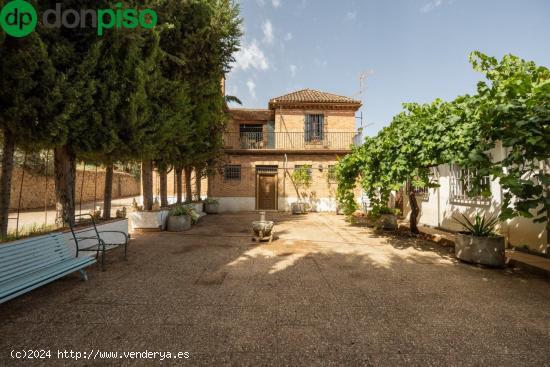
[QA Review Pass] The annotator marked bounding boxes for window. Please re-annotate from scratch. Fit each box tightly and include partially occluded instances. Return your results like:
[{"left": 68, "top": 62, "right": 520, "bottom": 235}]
[
  {"left": 450, "top": 164, "right": 491, "bottom": 203},
  {"left": 294, "top": 165, "right": 312, "bottom": 178},
  {"left": 224, "top": 165, "right": 241, "bottom": 181},
  {"left": 327, "top": 165, "right": 337, "bottom": 183},
  {"left": 411, "top": 186, "right": 430, "bottom": 201},
  {"left": 305, "top": 114, "right": 324, "bottom": 142}
]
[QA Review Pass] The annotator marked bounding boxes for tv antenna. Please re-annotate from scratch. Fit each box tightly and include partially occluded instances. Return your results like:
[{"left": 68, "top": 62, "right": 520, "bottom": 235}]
[{"left": 355, "top": 69, "right": 374, "bottom": 130}]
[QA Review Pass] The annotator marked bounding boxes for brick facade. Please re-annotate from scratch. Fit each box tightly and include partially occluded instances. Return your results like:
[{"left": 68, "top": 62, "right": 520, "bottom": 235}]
[{"left": 212, "top": 89, "right": 362, "bottom": 212}]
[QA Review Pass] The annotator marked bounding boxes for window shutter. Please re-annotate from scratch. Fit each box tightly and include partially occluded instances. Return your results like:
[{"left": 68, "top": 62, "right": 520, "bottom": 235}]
[{"left": 319, "top": 115, "right": 324, "bottom": 140}]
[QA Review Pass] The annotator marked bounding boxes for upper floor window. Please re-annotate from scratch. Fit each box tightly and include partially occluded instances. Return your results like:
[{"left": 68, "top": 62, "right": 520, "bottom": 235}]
[
  {"left": 224, "top": 165, "right": 241, "bottom": 181},
  {"left": 305, "top": 114, "right": 324, "bottom": 142}
]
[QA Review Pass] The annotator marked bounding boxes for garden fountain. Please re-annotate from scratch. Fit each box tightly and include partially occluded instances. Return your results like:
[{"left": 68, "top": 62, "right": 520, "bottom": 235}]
[{"left": 252, "top": 211, "right": 274, "bottom": 243}]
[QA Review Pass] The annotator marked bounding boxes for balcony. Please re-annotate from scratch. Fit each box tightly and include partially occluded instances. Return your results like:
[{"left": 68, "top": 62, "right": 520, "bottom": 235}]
[{"left": 223, "top": 132, "right": 357, "bottom": 153}]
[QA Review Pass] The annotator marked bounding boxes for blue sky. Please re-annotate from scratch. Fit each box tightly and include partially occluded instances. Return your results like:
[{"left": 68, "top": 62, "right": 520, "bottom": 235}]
[{"left": 226, "top": 0, "right": 550, "bottom": 136}]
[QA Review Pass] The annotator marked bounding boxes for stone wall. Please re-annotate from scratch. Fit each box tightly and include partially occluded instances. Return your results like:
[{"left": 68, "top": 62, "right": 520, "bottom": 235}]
[{"left": 9, "top": 167, "right": 140, "bottom": 211}]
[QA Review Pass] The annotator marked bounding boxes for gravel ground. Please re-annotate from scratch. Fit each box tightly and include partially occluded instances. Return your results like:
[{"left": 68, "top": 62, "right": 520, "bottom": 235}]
[{"left": 1, "top": 212, "right": 549, "bottom": 366}]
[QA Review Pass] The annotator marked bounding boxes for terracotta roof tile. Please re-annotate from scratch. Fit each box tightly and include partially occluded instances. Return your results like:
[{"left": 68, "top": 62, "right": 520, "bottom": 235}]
[{"left": 269, "top": 88, "right": 361, "bottom": 107}]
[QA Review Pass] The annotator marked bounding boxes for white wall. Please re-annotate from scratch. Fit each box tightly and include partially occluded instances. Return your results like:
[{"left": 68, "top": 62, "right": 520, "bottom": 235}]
[
  {"left": 279, "top": 196, "right": 338, "bottom": 212},
  {"left": 214, "top": 196, "right": 339, "bottom": 212},
  {"left": 403, "top": 160, "right": 548, "bottom": 253},
  {"left": 215, "top": 197, "right": 255, "bottom": 212}
]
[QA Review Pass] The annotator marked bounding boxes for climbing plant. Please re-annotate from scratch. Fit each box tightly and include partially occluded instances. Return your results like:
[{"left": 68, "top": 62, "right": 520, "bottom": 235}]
[{"left": 336, "top": 52, "right": 549, "bottom": 237}]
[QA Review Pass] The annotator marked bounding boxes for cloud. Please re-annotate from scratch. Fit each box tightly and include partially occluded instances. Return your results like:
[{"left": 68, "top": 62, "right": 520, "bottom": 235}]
[
  {"left": 346, "top": 11, "right": 357, "bottom": 21},
  {"left": 420, "top": 0, "right": 449, "bottom": 13},
  {"left": 246, "top": 79, "right": 257, "bottom": 99},
  {"left": 262, "top": 20, "right": 274, "bottom": 44},
  {"left": 233, "top": 40, "right": 269, "bottom": 71},
  {"left": 272, "top": 0, "right": 281, "bottom": 8},
  {"left": 284, "top": 32, "right": 293, "bottom": 41},
  {"left": 314, "top": 58, "right": 328, "bottom": 68},
  {"left": 289, "top": 64, "right": 297, "bottom": 78}
]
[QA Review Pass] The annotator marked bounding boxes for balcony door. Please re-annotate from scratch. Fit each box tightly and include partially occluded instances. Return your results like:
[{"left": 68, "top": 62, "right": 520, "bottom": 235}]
[{"left": 240, "top": 124, "right": 263, "bottom": 149}]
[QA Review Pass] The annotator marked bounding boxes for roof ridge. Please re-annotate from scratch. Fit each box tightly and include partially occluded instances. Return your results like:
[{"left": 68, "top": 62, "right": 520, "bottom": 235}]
[{"left": 268, "top": 88, "right": 361, "bottom": 105}]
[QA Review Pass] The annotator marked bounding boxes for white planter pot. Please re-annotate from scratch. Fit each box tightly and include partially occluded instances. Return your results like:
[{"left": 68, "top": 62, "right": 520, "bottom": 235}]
[
  {"left": 129, "top": 210, "right": 170, "bottom": 231},
  {"left": 167, "top": 215, "right": 191, "bottom": 232},
  {"left": 291, "top": 202, "right": 307, "bottom": 215},
  {"left": 455, "top": 233, "right": 505, "bottom": 267},
  {"left": 191, "top": 202, "right": 204, "bottom": 214}
]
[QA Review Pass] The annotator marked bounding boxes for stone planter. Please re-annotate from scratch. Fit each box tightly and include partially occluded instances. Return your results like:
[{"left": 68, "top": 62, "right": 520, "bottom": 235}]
[
  {"left": 377, "top": 214, "right": 397, "bottom": 230},
  {"left": 167, "top": 215, "right": 191, "bottom": 232},
  {"left": 129, "top": 209, "right": 170, "bottom": 231},
  {"left": 291, "top": 202, "right": 307, "bottom": 215},
  {"left": 455, "top": 232, "right": 505, "bottom": 267},
  {"left": 252, "top": 220, "right": 274, "bottom": 242},
  {"left": 204, "top": 202, "right": 219, "bottom": 214},
  {"left": 191, "top": 202, "right": 204, "bottom": 214}
]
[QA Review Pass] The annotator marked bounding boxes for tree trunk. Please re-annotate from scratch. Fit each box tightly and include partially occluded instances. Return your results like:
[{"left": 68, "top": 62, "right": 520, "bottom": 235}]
[
  {"left": 141, "top": 160, "right": 154, "bottom": 210},
  {"left": 103, "top": 164, "right": 113, "bottom": 220},
  {"left": 159, "top": 168, "right": 168, "bottom": 207},
  {"left": 175, "top": 166, "right": 183, "bottom": 203},
  {"left": 184, "top": 166, "right": 192, "bottom": 203},
  {"left": 206, "top": 169, "right": 212, "bottom": 198},
  {"left": 408, "top": 186, "right": 420, "bottom": 235},
  {"left": 54, "top": 145, "right": 76, "bottom": 227},
  {"left": 194, "top": 166, "right": 202, "bottom": 201},
  {"left": 0, "top": 130, "right": 15, "bottom": 237}
]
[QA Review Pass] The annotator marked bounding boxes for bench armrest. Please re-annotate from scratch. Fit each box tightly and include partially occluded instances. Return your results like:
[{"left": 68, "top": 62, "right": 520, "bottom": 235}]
[{"left": 97, "top": 230, "right": 129, "bottom": 244}]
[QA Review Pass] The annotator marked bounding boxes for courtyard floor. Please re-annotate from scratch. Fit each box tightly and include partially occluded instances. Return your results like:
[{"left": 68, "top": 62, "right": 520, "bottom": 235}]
[{"left": 1, "top": 212, "right": 549, "bottom": 366}]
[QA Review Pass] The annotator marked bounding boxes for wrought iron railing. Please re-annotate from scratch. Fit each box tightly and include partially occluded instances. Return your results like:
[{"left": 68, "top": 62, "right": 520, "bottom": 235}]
[{"left": 223, "top": 132, "right": 357, "bottom": 150}]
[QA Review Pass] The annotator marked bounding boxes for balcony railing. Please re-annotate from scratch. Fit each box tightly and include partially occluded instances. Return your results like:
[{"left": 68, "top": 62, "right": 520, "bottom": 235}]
[{"left": 223, "top": 132, "right": 357, "bottom": 151}]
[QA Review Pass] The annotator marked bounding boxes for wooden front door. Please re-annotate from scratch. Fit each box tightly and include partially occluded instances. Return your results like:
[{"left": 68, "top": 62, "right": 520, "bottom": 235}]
[{"left": 257, "top": 174, "right": 277, "bottom": 210}]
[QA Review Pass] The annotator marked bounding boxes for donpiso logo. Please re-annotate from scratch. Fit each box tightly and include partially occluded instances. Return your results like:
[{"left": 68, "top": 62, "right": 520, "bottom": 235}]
[
  {"left": 0, "top": 1, "right": 157, "bottom": 37},
  {"left": 0, "top": 0, "right": 37, "bottom": 38}
]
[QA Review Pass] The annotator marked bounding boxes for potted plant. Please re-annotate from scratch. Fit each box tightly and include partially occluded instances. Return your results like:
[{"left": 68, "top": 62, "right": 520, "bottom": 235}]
[
  {"left": 369, "top": 206, "right": 398, "bottom": 230},
  {"left": 167, "top": 205, "right": 192, "bottom": 232},
  {"left": 453, "top": 213, "right": 505, "bottom": 267},
  {"left": 203, "top": 198, "right": 220, "bottom": 214},
  {"left": 290, "top": 165, "right": 312, "bottom": 214}
]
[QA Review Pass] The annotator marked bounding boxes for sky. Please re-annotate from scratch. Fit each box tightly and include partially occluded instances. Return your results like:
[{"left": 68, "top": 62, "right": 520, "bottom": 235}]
[{"left": 226, "top": 0, "right": 550, "bottom": 136}]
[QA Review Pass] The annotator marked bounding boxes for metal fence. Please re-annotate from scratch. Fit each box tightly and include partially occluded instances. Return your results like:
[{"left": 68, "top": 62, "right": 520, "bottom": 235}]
[{"left": 223, "top": 131, "right": 357, "bottom": 151}]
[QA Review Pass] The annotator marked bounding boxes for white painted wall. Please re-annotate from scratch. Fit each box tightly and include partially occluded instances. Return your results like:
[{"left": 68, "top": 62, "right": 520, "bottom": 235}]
[
  {"left": 279, "top": 196, "right": 338, "bottom": 212},
  {"left": 403, "top": 159, "right": 548, "bottom": 254},
  {"left": 215, "top": 197, "right": 256, "bottom": 212},
  {"left": 213, "top": 196, "right": 338, "bottom": 212}
]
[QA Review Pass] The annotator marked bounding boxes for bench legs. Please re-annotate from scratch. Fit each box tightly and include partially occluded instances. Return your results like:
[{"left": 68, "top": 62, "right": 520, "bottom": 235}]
[{"left": 79, "top": 270, "right": 88, "bottom": 281}]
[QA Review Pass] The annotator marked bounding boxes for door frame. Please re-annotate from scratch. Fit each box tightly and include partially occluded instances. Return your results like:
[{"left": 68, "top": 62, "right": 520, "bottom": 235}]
[{"left": 255, "top": 167, "right": 278, "bottom": 211}]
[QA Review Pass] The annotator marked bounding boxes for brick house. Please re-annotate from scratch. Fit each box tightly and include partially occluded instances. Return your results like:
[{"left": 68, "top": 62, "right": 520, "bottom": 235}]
[{"left": 209, "top": 89, "right": 362, "bottom": 212}]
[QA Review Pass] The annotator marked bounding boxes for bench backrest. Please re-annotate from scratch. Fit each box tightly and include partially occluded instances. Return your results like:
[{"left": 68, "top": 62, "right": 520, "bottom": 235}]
[{"left": 0, "top": 233, "right": 73, "bottom": 284}]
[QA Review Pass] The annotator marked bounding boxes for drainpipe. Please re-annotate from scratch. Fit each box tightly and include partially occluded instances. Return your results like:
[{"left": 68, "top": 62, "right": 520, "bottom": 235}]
[{"left": 284, "top": 153, "right": 287, "bottom": 209}]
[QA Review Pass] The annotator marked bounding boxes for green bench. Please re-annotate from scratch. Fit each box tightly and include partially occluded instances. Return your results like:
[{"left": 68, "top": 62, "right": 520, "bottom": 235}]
[
  {"left": 69, "top": 214, "right": 129, "bottom": 272},
  {"left": 0, "top": 232, "right": 96, "bottom": 304}
]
